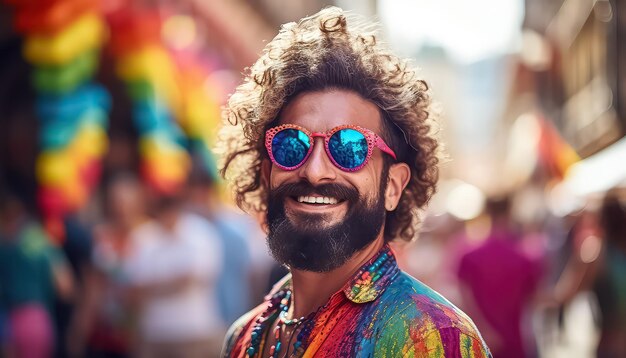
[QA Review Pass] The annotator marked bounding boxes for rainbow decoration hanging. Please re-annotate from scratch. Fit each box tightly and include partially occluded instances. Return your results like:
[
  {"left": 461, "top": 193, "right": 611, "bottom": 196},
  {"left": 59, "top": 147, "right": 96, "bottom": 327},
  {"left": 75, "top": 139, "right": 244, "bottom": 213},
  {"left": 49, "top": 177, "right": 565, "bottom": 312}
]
[
  {"left": 163, "top": 12, "right": 226, "bottom": 182},
  {"left": 5, "top": 0, "right": 230, "bottom": 240},
  {"left": 107, "top": 4, "right": 225, "bottom": 193},
  {"left": 107, "top": 5, "right": 191, "bottom": 195},
  {"left": 536, "top": 114, "right": 580, "bottom": 180},
  {"left": 5, "top": 0, "right": 111, "bottom": 242}
]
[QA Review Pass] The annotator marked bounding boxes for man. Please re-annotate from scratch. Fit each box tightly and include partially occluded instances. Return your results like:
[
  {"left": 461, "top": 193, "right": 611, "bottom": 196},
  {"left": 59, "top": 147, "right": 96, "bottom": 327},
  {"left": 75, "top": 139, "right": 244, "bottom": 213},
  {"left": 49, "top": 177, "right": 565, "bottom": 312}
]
[
  {"left": 186, "top": 160, "right": 273, "bottom": 324},
  {"left": 457, "top": 196, "right": 542, "bottom": 358},
  {"left": 218, "top": 7, "right": 491, "bottom": 357},
  {"left": 124, "top": 193, "right": 224, "bottom": 357}
]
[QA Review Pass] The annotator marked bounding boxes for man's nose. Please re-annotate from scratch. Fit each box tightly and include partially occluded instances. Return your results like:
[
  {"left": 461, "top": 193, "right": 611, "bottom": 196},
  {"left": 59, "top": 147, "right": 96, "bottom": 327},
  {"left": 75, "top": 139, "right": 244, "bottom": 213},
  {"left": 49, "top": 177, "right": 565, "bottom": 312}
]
[{"left": 298, "top": 139, "right": 337, "bottom": 184}]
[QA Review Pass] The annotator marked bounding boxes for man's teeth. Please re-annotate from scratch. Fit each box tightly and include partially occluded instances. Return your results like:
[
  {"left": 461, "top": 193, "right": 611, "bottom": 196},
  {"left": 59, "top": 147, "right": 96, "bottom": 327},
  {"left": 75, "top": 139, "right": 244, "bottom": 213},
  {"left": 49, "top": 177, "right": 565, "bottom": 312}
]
[{"left": 297, "top": 196, "right": 339, "bottom": 204}]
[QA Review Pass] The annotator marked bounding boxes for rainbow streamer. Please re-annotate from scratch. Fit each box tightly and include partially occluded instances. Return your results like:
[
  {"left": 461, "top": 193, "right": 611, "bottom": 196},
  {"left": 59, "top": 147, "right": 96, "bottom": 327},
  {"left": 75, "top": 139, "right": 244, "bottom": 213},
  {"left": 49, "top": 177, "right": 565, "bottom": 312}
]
[
  {"left": 107, "top": 5, "right": 190, "bottom": 195},
  {"left": 107, "top": 4, "right": 225, "bottom": 193},
  {"left": 5, "top": 0, "right": 111, "bottom": 243},
  {"left": 4, "top": 0, "right": 230, "bottom": 239}
]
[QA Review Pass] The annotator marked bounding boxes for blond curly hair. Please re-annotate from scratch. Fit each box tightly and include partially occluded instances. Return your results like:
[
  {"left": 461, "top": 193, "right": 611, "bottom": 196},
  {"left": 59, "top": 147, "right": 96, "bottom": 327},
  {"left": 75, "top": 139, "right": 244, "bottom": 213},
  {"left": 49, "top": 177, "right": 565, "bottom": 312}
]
[{"left": 217, "top": 6, "right": 439, "bottom": 242}]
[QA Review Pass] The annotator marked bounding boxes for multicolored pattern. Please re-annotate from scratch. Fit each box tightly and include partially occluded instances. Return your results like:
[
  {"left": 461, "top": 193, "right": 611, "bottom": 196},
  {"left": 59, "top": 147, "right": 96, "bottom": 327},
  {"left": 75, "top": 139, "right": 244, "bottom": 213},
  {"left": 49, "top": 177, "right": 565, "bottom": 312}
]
[{"left": 223, "top": 245, "right": 491, "bottom": 357}]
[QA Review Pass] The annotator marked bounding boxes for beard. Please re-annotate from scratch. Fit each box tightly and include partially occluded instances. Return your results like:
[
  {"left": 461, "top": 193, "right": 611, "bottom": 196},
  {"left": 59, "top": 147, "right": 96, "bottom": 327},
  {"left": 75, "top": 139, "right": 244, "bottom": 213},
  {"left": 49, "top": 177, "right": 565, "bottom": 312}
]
[{"left": 266, "top": 175, "right": 388, "bottom": 273}]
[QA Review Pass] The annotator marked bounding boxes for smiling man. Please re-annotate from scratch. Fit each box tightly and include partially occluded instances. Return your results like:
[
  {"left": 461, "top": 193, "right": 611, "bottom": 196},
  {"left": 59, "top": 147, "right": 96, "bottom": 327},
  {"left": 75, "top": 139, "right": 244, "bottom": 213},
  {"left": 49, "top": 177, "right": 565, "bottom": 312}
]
[{"left": 218, "top": 7, "right": 491, "bottom": 358}]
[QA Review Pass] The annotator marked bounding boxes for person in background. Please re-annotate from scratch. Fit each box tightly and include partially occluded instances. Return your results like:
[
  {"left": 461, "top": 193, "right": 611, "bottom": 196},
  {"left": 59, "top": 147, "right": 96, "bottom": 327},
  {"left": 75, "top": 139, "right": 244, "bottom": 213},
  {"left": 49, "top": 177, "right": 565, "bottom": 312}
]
[
  {"left": 186, "top": 159, "right": 272, "bottom": 325},
  {"left": 0, "top": 188, "right": 74, "bottom": 358},
  {"left": 457, "top": 196, "right": 543, "bottom": 358},
  {"left": 0, "top": 308, "right": 8, "bottom": 357},
  {"left": 54, "top": 215, "right": 94, "bottom": 358},
  {"left": 68, "top": 173, "right": 148, "bottom": 358},
  {"left": 401, "top": 213, "right": 466, "bottom": 307},
  {"left": 591, "top": 190, "right": 626, "bottom": 357},
  {"left": 124, "top": 190, "right": 224, "bottom": 358},
  {"left": 543, "top": 206, "right": 604, "bottom": 357}
]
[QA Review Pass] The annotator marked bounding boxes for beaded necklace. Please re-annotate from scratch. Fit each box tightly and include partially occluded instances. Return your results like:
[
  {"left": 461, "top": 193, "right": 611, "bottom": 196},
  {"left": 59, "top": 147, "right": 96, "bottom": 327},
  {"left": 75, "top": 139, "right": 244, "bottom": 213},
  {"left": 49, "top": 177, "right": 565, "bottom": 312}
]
[
  {"left": 245, "top": 247, "right": 395, "bottom": 357},
  {"left": 247, "top": 288, "right": 315, "bottom": 357}
]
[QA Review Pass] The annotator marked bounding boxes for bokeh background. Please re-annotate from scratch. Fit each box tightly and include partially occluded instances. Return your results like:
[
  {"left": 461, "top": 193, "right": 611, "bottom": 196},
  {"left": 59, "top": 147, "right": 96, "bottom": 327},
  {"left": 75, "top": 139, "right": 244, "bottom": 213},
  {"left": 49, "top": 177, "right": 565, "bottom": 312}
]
[{"left": 0, "top": 0, "right": 625, "bottom": 357}]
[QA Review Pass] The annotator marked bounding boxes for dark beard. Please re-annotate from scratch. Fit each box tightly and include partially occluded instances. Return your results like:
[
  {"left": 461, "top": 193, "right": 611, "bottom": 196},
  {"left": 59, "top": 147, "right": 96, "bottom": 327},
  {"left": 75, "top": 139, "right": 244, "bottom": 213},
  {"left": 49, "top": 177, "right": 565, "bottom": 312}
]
[{"left": 266, "top": 178, "right": 387, "bottom": 273}]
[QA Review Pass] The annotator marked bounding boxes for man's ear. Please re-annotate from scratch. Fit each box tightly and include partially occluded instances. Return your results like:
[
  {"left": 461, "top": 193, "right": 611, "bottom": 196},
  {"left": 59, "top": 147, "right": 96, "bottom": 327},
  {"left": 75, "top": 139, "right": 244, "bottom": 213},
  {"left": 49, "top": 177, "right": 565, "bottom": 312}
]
[
  {"left": 385, "top": 163, "right": 411, "bottom": 211},
  {"left": 261, "top": 159, "right": 272, "bottom": 188}
]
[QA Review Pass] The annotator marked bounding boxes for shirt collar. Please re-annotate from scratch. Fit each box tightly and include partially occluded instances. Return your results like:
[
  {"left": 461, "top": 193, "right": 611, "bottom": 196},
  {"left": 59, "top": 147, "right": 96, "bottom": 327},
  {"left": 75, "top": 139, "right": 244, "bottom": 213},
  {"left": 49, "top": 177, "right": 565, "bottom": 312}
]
[
  {"left": 342, "top": 244, "right": 399, "bottom": 303},
  {"left": 268, "top": 244, "right": 400, "bottom": 305}
]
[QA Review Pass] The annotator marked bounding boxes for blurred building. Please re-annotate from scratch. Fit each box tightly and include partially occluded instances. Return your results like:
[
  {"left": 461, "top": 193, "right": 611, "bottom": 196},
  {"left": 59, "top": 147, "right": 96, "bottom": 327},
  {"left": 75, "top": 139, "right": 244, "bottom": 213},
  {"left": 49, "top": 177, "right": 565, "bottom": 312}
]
[{"left": 518, "top": 0, "right": 626, "bottom": 196}]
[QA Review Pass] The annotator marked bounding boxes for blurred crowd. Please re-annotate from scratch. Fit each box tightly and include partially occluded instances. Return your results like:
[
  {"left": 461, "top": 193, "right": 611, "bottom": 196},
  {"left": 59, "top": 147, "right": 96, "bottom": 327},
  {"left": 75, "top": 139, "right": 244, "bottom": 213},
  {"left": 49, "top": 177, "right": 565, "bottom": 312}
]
[
  {"left": 0, "top": 164, "right": 275, "bottom": 358},
  {"left": 396, "top": 185, "right": 626, "bottom": 358},
  {"left": 2, "top": 161, "right": 626, "bottom": 358}
]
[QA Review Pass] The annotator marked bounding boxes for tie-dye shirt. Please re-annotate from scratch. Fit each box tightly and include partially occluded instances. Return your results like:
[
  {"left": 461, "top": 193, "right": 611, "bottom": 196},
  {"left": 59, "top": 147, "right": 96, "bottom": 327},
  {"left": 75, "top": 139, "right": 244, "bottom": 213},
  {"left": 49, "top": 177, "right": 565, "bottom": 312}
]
[{"left": 223, "top": 245, "right": 491, "bottom": 357}]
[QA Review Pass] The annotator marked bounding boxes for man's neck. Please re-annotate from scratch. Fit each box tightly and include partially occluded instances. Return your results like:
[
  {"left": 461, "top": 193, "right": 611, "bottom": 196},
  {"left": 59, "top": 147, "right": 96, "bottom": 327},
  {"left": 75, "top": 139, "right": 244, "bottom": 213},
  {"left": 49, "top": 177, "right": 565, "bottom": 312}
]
[{"left": 289, "top": 237, "right": 385, "bottom": 318}]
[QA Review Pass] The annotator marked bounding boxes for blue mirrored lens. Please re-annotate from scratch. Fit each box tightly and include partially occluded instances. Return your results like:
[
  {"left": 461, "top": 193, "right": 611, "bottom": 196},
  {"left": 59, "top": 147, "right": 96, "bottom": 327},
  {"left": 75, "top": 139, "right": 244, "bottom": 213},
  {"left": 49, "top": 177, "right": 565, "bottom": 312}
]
[
  {"left": 328, "top": 129, "right": 368, "bottom": 169},
  {"left": 271, "top": 129, "right": 310, "bottom": 168}
]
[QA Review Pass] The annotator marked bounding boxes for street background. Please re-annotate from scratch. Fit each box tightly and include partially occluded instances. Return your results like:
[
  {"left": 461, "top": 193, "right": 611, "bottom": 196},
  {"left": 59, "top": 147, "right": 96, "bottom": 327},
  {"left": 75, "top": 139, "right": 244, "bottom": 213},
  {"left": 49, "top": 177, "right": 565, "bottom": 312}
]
[{"left": 0, "top": 0, "right": 625, "bottom": 357}]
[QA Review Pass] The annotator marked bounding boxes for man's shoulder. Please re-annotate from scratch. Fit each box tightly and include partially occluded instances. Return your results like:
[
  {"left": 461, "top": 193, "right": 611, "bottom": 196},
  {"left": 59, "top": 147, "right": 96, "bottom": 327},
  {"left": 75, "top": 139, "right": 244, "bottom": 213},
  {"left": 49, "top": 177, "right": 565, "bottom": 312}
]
[
  {"left": 353, "top": 270, "right": 492, "bottom": 356},
  {"left": 222, "top": 275, "right": 291, "bottom": 356},
  {"left": 178, "top": 212, "right": 220, "bottom": 237},
  {"left": 373, "top": 271, "right": 489, "bottom": 352},
  {"left": 222, "top": 303, "right": 267, "bottom": 357}
]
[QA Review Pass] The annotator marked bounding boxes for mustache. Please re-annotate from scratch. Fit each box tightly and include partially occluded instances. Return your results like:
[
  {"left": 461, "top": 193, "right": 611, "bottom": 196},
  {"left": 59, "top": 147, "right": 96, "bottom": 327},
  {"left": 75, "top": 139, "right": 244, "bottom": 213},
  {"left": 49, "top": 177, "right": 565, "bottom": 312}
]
[{"left": 270, "top": 182, "right": 359, "bottom": 202}]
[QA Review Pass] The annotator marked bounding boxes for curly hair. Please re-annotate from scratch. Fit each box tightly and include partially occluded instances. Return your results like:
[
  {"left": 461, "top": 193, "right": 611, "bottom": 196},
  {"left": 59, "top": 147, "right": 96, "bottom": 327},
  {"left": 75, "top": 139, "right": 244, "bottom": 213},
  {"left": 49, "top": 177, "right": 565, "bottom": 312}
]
[{"left": 217, "top": 6, "right": 439, "bottom": 242}]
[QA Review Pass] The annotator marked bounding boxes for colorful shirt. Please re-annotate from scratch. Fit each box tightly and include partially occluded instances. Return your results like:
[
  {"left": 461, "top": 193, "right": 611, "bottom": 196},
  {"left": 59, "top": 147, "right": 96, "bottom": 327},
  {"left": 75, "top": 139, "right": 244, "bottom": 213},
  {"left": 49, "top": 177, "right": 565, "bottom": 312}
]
[{"left": 223, "top": 245, "right": 491, "bottom": 357}]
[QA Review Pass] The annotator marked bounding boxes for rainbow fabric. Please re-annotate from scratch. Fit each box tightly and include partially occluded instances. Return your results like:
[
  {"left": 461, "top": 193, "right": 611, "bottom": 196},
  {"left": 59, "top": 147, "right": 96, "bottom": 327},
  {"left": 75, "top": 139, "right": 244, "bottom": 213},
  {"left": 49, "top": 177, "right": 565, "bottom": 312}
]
[{"left": 223, "top": 245, "right": 492, "bottom": 357}]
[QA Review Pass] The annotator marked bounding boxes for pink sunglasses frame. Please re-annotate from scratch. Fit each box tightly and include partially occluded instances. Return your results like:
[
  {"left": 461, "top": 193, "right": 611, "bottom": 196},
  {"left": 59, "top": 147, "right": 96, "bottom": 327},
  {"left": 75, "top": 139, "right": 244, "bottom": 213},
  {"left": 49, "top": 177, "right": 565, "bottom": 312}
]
[{"left": 265, "top": 124, "right": 397, "bottom": 172}]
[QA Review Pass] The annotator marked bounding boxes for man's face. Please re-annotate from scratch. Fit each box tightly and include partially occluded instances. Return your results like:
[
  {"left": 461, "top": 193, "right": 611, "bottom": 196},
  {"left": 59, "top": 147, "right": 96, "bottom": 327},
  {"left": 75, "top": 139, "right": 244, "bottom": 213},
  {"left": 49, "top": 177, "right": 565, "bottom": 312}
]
[{"left": 265, "top": 89, "right": 390, "bottom": 272}]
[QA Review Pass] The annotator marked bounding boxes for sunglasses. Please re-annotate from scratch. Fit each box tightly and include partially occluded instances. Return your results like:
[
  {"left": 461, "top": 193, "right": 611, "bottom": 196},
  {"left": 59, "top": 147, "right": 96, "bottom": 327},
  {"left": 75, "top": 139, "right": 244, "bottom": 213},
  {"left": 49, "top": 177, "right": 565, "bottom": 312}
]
[{"left": 265, "top": 124, "right": 397, "bottom": 172}]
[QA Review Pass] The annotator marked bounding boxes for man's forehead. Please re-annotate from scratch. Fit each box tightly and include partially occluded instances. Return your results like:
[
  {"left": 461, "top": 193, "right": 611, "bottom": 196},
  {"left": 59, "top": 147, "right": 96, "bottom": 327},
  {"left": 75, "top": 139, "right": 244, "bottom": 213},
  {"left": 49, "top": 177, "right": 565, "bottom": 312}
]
[{"left": 277, "top": 89, "right": 383, "bottom": 133}]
